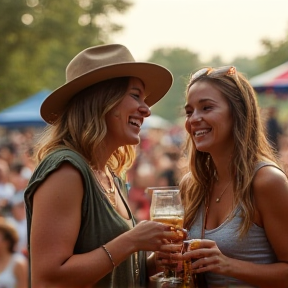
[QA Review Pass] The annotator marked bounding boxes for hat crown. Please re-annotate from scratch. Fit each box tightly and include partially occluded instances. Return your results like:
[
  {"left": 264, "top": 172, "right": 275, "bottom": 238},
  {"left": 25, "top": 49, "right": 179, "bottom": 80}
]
[
  {"left": 66, "top": 44, "right": 136, "bottom": 83},
  {"left": 40, "top": 44, "right": 173, "bottom": 124}
]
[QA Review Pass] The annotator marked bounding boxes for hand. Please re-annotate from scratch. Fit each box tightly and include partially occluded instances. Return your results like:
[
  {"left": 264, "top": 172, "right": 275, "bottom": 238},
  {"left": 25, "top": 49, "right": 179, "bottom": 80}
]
[
  {"left": 155, "top": 243, "right": 183, "bottom": 270},
  {"left": 172, "top": 239, "right": 230, "bottom": 275},
  {"left": 126, "top": 220, "right": 180, "bottom": 252}
]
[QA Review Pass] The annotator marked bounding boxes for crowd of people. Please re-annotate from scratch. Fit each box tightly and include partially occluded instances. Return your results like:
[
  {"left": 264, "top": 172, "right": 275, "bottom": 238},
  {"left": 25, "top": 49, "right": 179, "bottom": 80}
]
[
  {"left": 0, "top": 128, "right": 34, "bottom": 287},
  {"left": 0, "top": 44, "right": 287, "bottom": 288}
]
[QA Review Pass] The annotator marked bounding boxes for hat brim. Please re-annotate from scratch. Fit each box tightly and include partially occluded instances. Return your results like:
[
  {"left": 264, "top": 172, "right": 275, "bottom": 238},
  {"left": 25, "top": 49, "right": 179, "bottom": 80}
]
[{"left": 40, "top": 62, "right": 173, "bottom": 124}]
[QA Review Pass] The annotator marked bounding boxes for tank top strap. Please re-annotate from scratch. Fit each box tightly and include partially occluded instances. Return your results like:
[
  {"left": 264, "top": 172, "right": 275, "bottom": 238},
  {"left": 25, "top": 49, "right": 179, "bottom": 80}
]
[{"left": 254, "top": 160, "right": 285, "bottom": 175}]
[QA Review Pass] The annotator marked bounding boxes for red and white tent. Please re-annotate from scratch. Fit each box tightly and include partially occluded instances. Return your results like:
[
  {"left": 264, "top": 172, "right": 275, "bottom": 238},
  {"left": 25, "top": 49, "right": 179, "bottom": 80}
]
[{"left": 249, "top": 61, "right": 288, "bottom": 96}]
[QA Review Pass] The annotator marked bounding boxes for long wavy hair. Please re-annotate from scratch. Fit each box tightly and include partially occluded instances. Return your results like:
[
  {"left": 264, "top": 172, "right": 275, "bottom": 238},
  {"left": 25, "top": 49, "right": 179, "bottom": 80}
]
[
  {"left": 180, "top": 68, "right": 281, "bottom": 237},
  {"left": 34, "top": 77, "right": 136, "bottom": 176}
]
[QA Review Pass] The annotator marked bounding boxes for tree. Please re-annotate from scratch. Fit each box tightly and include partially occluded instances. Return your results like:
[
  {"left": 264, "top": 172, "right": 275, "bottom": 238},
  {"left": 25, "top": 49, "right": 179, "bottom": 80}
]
[
  {"left": 254, "top": 24, "right": 288, "bottom": 72},
  {"left": 147, "top": 47, "right": 202, "bottom": 122},
  {"left": 0, "top": 0, "right": 132, "bottom": 109}
]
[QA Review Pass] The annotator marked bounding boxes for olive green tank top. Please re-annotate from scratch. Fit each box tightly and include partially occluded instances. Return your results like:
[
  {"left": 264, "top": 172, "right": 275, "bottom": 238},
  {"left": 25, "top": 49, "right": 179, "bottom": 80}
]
[{"left": 24, "top": 148, "right": 147, "bottom": 287}]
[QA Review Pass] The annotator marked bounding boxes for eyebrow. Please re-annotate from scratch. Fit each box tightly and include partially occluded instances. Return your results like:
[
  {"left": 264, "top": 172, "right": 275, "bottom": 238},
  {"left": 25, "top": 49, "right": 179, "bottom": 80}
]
[
  {"left": 131, "top": 87, "right": 147, "bottom": 98},
  {"left": 131, "top": 87, "right": 142, "bottom": 92},
  {"left": 184, "top": 98, "right": 216, "bottom": 109}
]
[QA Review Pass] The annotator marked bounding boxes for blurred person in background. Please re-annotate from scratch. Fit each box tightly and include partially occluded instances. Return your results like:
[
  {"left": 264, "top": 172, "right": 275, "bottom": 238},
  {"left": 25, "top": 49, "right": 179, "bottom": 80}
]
[
  {"left": 0, "top": 159, "right": 15, "bottom": 216},
  {"left": 24, "top": 44, "right": 177, "bottom": 288},
  {"left": 0, "top": 217, "right": 28, "bottom": 288},
  {"left": 265, "top": 106, "right": 283, "bottom": 152},
  {"left": 0, "top": 143, "right": 17, "bottom": 168},
  {"left": 175, "top": 66, "right": 288, "bottom": 287},
  {"left": 6, "top": 192, "right": 27, "bottom": 257},
  {"left": 9, "top": 162, "right": 30, "bottom": 193}
]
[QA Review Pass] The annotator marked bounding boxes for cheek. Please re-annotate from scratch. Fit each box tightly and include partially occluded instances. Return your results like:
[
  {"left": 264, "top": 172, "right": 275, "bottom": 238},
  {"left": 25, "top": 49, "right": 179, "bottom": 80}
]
[
  {"left": 113, "top": 109, "right": 120, "bottom": 118},
  {"left": 108, "top": 106, "right": 121, "bottom": 118},
  {"left": 185, "top": 119, "right": 191, "bottom": 134}
]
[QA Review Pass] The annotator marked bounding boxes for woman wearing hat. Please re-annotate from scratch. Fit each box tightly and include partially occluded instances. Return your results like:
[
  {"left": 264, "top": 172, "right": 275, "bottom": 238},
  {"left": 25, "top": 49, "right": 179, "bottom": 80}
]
[{"left": 24, "top": 44, "right": 174, "bottom": 288}]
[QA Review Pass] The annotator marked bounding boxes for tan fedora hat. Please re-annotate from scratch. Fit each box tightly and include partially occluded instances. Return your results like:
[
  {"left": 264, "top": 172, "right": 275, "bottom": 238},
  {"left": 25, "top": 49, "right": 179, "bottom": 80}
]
[{"left": 40, "top": 44, "right": 173, "bottom": 124}]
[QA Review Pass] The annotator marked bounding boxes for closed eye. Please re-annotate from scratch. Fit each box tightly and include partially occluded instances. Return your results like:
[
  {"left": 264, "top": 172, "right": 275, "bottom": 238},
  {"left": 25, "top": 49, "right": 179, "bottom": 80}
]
[
  {"left": 131, "top": 93, "right": 140, "bottom": 99},
  {"left": 203, "top": 106, "right": 213, "bottom": 111}
]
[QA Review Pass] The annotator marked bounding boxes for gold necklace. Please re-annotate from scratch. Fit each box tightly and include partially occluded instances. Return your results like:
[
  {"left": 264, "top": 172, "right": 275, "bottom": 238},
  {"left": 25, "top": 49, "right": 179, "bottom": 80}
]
[
  {"left": 215, "top": 180, "right": 232, "bottom": 203},
  {"left": 97, "top": 167, "right": 115, "bottom": 194},
  {"left": 94, "top": 166, "right": 116, "bottom": 207}
]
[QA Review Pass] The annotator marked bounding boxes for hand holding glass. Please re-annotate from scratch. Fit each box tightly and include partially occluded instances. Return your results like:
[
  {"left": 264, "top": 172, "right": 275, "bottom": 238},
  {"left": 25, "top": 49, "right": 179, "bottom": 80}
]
[{"left": 150, "top": 188, "right": 186, "bottom": 284}]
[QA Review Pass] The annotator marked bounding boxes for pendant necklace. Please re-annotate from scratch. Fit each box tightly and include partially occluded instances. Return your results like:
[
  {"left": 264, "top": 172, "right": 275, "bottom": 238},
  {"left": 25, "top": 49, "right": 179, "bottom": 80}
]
[
  {"left": 94, "top": 166, "right": 117, "bottom": 207},
  {"left": 215, "top": 180, "right": 232, "bottom": 203}
]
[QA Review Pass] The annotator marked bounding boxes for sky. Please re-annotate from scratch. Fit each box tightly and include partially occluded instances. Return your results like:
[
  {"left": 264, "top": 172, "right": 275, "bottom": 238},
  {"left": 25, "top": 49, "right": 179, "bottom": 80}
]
[{"left": 112, "top": 0, "right": 288, "bottom": 63}]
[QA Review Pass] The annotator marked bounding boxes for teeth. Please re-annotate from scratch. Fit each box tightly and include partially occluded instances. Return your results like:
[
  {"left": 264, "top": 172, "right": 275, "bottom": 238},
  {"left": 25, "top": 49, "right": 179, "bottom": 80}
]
[
  {"left": 194, "top": 129, "right": 210, "bottom": 137},
  {"left": 129, "top": 118, "right": 141, "bottom": 127}
]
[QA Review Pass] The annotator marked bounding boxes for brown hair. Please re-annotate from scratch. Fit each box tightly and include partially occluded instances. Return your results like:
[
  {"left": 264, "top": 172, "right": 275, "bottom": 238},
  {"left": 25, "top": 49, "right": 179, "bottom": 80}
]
[
  {"left": 181, "top": 68, "right": 281, "bottom": 237},
  {"left": 34, "top": 77, "right": 136, "bottom": 176}
]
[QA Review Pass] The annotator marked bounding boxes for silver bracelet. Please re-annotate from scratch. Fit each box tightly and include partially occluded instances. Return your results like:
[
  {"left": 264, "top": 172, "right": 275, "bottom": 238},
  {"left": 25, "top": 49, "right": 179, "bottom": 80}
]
[{"left": 102, "top": 245, "right": 116, "bottom": 268}]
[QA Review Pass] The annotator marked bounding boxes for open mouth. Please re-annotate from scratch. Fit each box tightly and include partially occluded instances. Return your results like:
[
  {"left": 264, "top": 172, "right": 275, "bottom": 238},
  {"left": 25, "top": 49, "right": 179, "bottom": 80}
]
[
  {"left": 129, "top": 117, "right": 141, "bottom": 128},
  {"left": 194, "top": 128, "right": 211, "bottom": 137}
]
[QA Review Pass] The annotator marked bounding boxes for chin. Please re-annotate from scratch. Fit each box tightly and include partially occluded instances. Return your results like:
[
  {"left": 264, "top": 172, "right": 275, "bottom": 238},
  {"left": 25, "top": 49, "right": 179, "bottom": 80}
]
[
  {"left": 130, "top": 139, "right": 140, "bottom": 146},
  {"left": 195, "top": 144, "right": 210, "bottom": 153}
]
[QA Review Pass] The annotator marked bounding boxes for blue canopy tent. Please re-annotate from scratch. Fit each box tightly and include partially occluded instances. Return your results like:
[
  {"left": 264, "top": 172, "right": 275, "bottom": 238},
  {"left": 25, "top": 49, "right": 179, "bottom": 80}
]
[{"left": 0, "top": 90, "right": 50, "bottom": 128}]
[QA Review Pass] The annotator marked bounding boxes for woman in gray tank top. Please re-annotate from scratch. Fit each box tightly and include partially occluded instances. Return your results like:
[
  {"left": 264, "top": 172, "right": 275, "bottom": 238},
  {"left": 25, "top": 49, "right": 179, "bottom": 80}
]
[
  {"left": 24, "top": 44, "right": 176, "bottom": 288},
  {"left": 172, "top": 66, "right": 288, "bottom": 287}
]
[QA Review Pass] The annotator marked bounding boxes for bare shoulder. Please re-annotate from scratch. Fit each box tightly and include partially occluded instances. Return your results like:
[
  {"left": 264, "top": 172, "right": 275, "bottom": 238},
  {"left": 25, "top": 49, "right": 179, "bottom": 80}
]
[
  {"left": 253, "top": 165, "right": 287, "bottom": 190},
  {"left": 253, "top": 165, "right": 288, "bottom": 210}
]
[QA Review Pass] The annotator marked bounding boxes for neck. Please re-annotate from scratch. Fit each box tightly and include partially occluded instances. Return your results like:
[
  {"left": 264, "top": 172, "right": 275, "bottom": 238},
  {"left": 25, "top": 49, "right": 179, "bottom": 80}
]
[{"left": 211, "top": 156, "right": 233, "bottom": 183}]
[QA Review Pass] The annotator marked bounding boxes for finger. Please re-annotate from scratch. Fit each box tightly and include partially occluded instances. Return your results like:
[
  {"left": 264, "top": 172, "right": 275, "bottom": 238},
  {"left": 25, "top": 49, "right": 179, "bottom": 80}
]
[
  {"left": 163, "top": 231, "right": 178, "bottom": 239},
  {"left": 195, "top": 239, "right": 215, "bottom": 248},
  {"left": 160, "top": 243, "right": 183, "bottom": 253},
  {"left": 156, "top": 251, "right": 170, "bottom": 260},
  {"left": 181, "top": 251, "right": 203, "bottom": 261},
  {"left": 170, "top": 252, "right": 184, "bottom": 261},
  {"left": 163, "top": 231, "right": 186, "bottom": 241},
  {"left": 161, "top": 239, "right": 170, "bottom": 244},
  {"left": 191, "top": 257, "right": 212, "bottom": 273}
]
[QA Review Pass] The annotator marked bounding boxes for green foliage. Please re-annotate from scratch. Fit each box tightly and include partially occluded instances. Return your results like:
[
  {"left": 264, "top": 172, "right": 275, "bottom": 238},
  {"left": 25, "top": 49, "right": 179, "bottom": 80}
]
[
  {"left": 146, "top": 28, "right": 288, "bottom": 122},
  {"left": 0, "top": 0, "right": 132, "bottom": 110},
  {"left": 147, "top": 47, "right": 202, "bottom": 121},
  {"left": 1, "top": 0, "right": 288, "bottom": 123},
  {"left": 256, "top": 31, "right": 288, "bottom": 71}
]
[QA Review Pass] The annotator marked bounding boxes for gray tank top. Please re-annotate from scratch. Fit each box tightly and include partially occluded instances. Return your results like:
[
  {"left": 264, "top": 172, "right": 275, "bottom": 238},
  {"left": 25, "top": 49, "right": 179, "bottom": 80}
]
[
  {"left": 188, "top": 161, "right": 281, "bottom": 287},
  {"left": 24, "top": 148, "right": 146, "bottom": 288}
]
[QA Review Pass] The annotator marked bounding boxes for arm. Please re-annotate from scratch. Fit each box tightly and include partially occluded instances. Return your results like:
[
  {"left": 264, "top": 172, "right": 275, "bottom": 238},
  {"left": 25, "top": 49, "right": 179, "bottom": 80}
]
[
  {"left": 245, "top": 165, "right": 288, "bottom": 287},
  {"left": 30, "top": 162, "right": 175, "bottom": 287},
  {"left": 179, "top": 166, "right": 288, "bottom": 288}
]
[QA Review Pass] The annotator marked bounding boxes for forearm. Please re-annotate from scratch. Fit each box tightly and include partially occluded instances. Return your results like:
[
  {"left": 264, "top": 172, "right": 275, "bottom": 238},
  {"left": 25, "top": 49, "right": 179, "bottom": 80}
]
[
  {"left": 227, "top": 258, "right": 288, "bottom": 288},
  {"left": 32, "top": 231, "right": 135, "bottom": 287}
]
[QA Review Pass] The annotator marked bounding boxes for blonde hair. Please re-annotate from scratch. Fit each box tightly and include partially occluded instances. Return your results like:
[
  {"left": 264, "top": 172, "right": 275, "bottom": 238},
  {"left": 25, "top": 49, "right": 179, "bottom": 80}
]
[
  {"left": 181, "top": 68, "right": 281, "bottom": 237},
  {"left": 34, "top": 77, "right": 135, "bottom": 176}
]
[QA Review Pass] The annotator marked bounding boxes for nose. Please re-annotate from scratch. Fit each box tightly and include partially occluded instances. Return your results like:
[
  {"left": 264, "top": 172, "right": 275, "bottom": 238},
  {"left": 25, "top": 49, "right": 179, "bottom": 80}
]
[
  {"left": 187, "top": 113, "right": 203, "bottom": 124},
  {"left": 138, "top": 103, "right": 151, "bottom": 117}
]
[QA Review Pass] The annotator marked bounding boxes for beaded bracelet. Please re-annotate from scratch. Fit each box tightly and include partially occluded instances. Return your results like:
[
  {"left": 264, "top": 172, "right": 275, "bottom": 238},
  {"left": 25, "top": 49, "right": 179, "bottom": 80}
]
[{"left": 102, "top": 245, "right": 116, "bottom": 268}]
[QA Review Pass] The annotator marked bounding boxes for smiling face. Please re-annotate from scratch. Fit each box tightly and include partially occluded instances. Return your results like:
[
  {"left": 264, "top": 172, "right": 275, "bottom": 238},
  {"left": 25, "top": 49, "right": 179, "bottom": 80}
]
[
  {"left": 104, "top": 77, "right": 151, "bottom": 148},
  {"left": 185, "top": 80, "right": 234, "bottom": 156}
]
